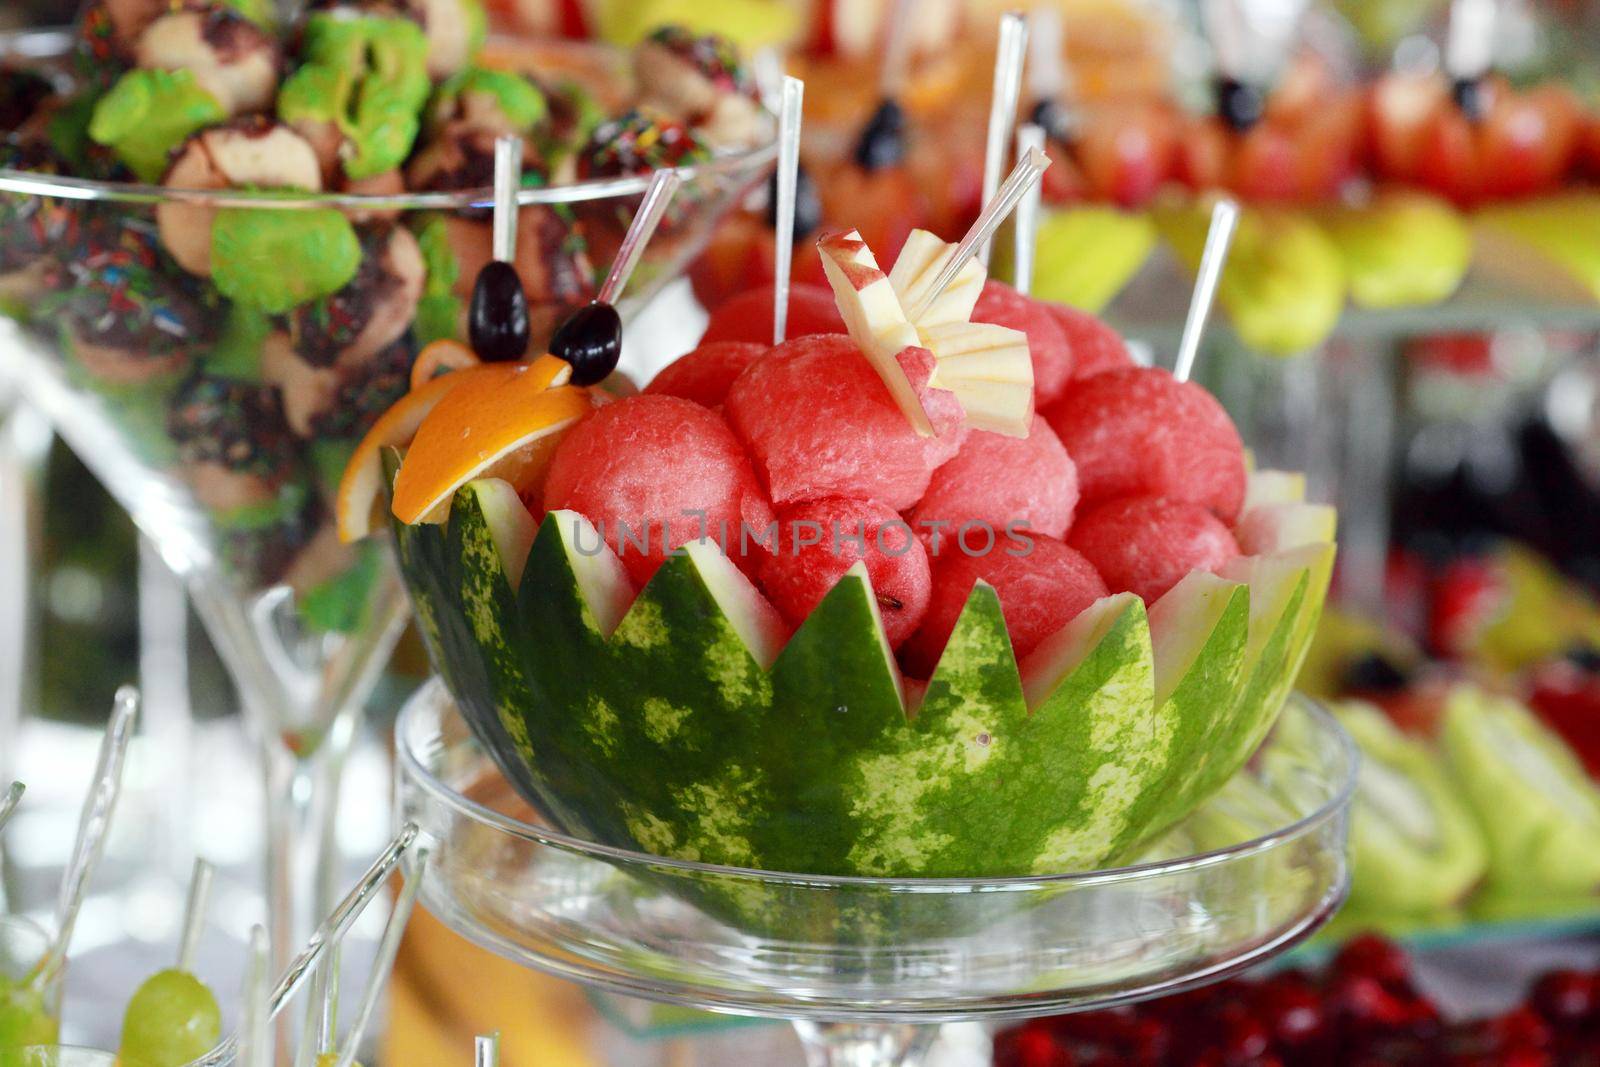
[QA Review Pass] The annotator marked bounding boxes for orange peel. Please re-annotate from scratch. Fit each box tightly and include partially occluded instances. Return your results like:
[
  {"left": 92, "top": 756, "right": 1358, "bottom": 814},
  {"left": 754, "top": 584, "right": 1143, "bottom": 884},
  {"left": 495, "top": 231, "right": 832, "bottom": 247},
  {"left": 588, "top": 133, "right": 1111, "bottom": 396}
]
[{"left": 410, "top": 339, "right": 482, "bottom": 392}]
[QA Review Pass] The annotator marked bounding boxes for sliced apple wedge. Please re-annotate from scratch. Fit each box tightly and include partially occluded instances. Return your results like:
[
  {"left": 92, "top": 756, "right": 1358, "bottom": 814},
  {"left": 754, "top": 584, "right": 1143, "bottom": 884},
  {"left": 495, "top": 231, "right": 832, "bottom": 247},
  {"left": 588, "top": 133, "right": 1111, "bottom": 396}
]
[
  {"left": 889, "top": 229, "right": 986, "bottom": 327},
  {"left": 818, "top": 228, "right": 937, "bottom": 436}
]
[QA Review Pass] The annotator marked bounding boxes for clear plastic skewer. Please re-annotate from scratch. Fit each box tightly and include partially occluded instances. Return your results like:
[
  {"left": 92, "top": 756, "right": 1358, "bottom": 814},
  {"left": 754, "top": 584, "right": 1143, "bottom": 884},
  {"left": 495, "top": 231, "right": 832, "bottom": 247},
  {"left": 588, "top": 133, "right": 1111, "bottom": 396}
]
[
  {"left": 879, "top": 0, "right": 918, "bottom": 100},
  {"left": 474, "top": 1033, "right": 500, "bottom": 1067},
  {"left": 176, "top": 858, "right": 215, "bottom": 975},
  {"left": 491, "top": 136, "right": 522, "bottom": 264},
  {"left": 34, "top": 686, "right": 139, "bottom": 983},
  {"left": 1447, "top": 0, "right": 1498, "bottom": 82},
  {"left": 0, "top": 781, "right": 22, "bottom": 833},
  {"left": 1173, "top": 199, "right": 1240, "bottom": 384},
  {"left": 907, "top": 148, "right": 1052, "bottom": 321},
  {"left": 596, "top": 170, "right": 682, "bottom": 306},
  {"left": 979, "top": 11, "right": 1030, "bottom": 268},
  {"left": 240, "top": 925, "right": 273, "bottom": 1067},
  {"left": 1011, "top": 124, "right": 1047, "bottom": 296},
  {"left": 771, "top": 76, "right": 805, "bottom": 346},
  {"left": 327, "top": 849, "right": 428, "bottom": 1067}
]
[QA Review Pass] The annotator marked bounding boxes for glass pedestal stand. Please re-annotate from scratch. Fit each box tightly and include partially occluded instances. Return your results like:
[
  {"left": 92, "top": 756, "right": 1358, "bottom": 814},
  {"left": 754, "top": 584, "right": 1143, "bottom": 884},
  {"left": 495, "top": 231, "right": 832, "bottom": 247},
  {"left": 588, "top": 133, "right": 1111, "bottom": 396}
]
[{"left": 395, "top": 682, "right": 1357, "bottom": 1067}]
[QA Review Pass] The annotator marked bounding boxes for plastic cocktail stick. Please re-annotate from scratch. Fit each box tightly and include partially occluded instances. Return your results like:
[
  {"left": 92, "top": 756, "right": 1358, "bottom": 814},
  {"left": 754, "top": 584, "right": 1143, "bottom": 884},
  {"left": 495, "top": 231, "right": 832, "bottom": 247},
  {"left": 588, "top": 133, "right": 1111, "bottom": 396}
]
[
  {"left": 492, "top": 135, "right": 521, "bottom": 265},
  {"left": 1173, "top": 198, "right": 1240, "bottom": 384},
  {"left": 294, "top": 947, "right": 336, "bottom": 1067},
  {"left": 979, "top": 11, "right": 1029, "bottom": 268},
  {"left": 907, "top": 147, "right": 1051, "bottom": 321},
  {"left": 0, "top": 781, "right": 22, "bottom": 833},
  {"left": 176, "top": 858, "right": 214, "bottom": 974},
  {"left": 326, "top": 849, "right": 429, "bottom": 1067},
  {"left": 34, "top": 686, "right": 138, "bottom": 984},
  {"left": 1446, "top": 0, "right": 1497, "bottom": 83},
  {"left": 475, "top": 1033, "right": 500, "bottom": 1067},
  {"left": 878, "top": 0, "right": 918, "bottom": 100},
  {"left": 1026, "top": 6, "right": 1068, "bottom": 108},
  {"left": 1011, "top": 124, "right": 1047, "bottom": 296},
  {"left": 771, "top": 76, "right": 805, "bottom": 346},
  {"left": 240, "top": 925, "right": 273, "bottom": 1067},
  {"left": 596, "top": 170, "right": 682, "bottom": 307}
]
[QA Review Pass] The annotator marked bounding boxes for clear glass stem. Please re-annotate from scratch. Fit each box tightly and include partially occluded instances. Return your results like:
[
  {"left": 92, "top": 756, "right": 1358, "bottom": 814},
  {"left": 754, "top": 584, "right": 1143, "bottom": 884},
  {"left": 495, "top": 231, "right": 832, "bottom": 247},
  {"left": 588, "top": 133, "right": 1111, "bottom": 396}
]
[{"left": 791, "top": 1023, "right": 939, "bottom": 1067}]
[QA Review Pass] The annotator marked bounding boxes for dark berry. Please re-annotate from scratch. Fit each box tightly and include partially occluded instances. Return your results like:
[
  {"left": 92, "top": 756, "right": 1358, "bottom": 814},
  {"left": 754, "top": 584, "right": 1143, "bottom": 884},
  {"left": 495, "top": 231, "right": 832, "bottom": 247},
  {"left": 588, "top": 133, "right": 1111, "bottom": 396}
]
[
  {"left": 469, "top": 261, "right": 531, "bottom": 362},
  {"left": 853, "top": 98, "right": 907, "bottom": 170},
  {"left": 1030, "top": 98, "right": 1077, "bottom": 145},
  {"left": 550, "top": 301, "right": 622, "bottom": 386},
  {"left": 1530, "top": 970, "right": 1599, "bottom": 1027},
  {"left": 1564, "top": 644, "right": 1600, "bottom": 674},
  {"left": 1451, "top": 77, "right": 1490, "bottom": 122},
  {"left": 765, "top": 163, "right": 823, "bottom": 243},
  {"left": 1333, "top": 934, "right": 1413, "bottom": 989},
  {"left": 1340, "top": 651, "right": 1410, "bottom": 694},
  {"left": 1214, "top": 77, "right": 1265, "bottom": 132}
]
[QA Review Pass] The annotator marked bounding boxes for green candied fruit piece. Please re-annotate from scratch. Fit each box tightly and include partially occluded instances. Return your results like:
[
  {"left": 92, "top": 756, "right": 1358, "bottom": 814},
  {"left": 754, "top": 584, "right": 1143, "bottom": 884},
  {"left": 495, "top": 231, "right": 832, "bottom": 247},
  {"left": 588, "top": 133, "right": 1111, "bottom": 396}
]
[
  {"left": 211, "top": 207, "right": 361, "bottom": 314},
  {"left": 0, "top": 975, "right": 59, "bottom": 1050},
  {"left": 89, "top": 69, "right": 227, "bottom": 183},
  {"left": 435, "top": 67, "right": 547, "bottom": 132},
  {"left": 118, "top": 969, "right": 222, "bottom": 1067},
  {"left": 280, "top": 14, "right": 432, "bottom": 181},
  {"left": 220, "top": 0, "right": 274, "bottom": 28},
  {"left": 413, "top": 215, "right": 463, "bottom": 345}
]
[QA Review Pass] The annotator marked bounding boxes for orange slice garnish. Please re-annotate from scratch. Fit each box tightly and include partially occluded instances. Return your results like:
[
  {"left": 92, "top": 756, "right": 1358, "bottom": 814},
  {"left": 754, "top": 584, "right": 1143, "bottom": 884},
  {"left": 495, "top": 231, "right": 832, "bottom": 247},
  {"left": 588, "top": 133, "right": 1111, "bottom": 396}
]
[
  {"left": 338, "top": 355, "right": 575, "bottom": 542},
  {"left": 410, "top": 339, "right": 482, "bottom": 392},
  {"left": 391, "top": 359, "right": 592, "bottom": 525}
]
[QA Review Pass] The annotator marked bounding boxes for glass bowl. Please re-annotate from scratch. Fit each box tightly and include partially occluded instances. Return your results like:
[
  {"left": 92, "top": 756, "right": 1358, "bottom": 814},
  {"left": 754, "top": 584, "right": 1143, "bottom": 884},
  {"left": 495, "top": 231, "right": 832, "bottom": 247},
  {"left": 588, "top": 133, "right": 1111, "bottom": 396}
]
[
  {"left": 396, "top": 679, "right": 1357, "bottom": 1029},
  {"left": 0, "top": 916, "right": 59, "bottom": 1051}
]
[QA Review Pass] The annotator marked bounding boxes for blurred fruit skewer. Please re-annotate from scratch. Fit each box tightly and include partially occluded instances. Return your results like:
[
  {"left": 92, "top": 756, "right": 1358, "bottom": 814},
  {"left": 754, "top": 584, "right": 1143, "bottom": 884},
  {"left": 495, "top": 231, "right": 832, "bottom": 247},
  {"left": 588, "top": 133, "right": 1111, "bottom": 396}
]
[{"left": 117, "top": 859, "right": 223, "bottom": 1067}]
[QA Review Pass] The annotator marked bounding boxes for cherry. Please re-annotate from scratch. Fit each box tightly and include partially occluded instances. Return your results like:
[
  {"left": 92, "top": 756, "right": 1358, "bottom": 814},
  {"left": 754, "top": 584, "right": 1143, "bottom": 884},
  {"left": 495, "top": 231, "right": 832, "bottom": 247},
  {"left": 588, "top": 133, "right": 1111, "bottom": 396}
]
[
  {"left": 1031, "top": 98, "right": 1076, "bottom": 145},
  {"left": 468, "top": 261, "right": 531, "bottom": 362},
  {"left": 1332, "top": 935, "right": 1414, "bottom": 990},
  {"left": 994, "top": 1025, "right": 1070, "bottom": 1067},
  {"left": 854, "top": 98, "right": 908, "bottom": 170},
  {"left": 1488, "top": 1006, "right": 1553, "bottom": 1050},
  {"left": 549, "top": 301, "right": 622, "bottom": 386},
  {"left": 1530, "top": 969, "right": 1599, "bottom": 1027},
  {"left": 1451, "top": 77, "right": 1491, "bottom": 122},
  {"left": 1253, "top": 975, "right": 1325, "bottom": 1047},
  {"left": 1329, "top": 974, "right": 1416, "bottom": 1031},
  {"left": 1215, "top": 1009, "right": 1271, "bottom": 1064}
]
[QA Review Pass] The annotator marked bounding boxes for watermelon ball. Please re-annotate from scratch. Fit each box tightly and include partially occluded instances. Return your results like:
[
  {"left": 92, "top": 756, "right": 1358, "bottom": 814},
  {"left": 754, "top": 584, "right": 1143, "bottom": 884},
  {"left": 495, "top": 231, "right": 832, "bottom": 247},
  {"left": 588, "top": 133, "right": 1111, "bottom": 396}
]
[
  {"left": 1043, "top": 366, "right": 1247, "bottom": 522},
  {"left": 543, "top": 394, "right": 774, "bottom": 586},
  {"left": 724, "top": 333, "right": 965, "bottom": 511},
  {"left": 1068, "top": 495, "right": 1241, "bottom": 605},
  {"left": 1044, "top": 302, "right": 1136, "bottom": 380},
  {"left": 901, "top": 536, "right": 1109, "bottom": 678},
  {"left": 758, "top": 497, "right": 931, "bottom": 648},
  {"left": 972, "top": 280, "right": 1075, "bottom": 407},
  {"left": 644, "top": 341, "right": 767, "bottom": 408},
  {"left": 700, "top": 282, "right": 845, "bottom": 345},
  {"left": 911, "top": 415, "right": 1079, "bottom": 544}
]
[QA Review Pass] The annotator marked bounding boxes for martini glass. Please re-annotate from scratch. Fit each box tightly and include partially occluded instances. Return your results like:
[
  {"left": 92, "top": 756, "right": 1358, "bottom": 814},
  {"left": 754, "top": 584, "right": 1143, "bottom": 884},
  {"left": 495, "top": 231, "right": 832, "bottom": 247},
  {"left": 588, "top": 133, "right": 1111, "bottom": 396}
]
[
  {"left": 0, "top": 25, "right": 775, "bottom": 981},
  {"left": 396, "top": 681, "right": 1357, "bottom": 1067}
]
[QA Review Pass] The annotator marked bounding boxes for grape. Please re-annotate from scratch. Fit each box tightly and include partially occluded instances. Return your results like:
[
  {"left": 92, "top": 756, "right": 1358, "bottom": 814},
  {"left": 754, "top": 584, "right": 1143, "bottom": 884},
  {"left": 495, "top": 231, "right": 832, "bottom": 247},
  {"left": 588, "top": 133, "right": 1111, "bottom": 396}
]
[
  {"left": 117, "top": 969, "right": 221, "bottom": 1067},
  {"left": 0, "top": 975, "right": 58, "bottom": 1049}
]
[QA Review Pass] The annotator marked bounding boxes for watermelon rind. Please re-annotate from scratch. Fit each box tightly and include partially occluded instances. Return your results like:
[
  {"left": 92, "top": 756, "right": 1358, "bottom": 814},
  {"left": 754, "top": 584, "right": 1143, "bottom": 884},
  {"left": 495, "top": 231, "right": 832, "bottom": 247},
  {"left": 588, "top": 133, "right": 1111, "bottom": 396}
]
[{"left": 394, "top": 477, "right": 1335, "bottom": 888}]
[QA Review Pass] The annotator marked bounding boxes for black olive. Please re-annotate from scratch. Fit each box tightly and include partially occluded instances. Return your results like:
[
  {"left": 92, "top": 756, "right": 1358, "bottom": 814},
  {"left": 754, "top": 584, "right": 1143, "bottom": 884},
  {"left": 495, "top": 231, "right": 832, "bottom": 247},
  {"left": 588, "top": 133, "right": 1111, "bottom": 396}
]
[
  {"left": 764, "top": 162, "right": 822, "bottom": 242},
  {"left": 1030, "top": 98, "right": 1076, "bottom": 145},
  {"left": 1565, "top": 643, "right": 1600, "bottom": 674},
  {"left": 468, "top": 261, "right": 531, "bottom": 362},
  {"left": 853, "top": 98, "right": 907, "bottom": 171},
  {"left": 551, "top": 301, "right": 622, "bottom": 386},
  {"left": 1214, "top": 76, "right": 1265, "bottom": 132},
  {"left": 1451, "top": 76, "right": 1489, "bottom": 122},
  {"left": 1339, "top": 651, "right": 1411, "bottom": 695}
]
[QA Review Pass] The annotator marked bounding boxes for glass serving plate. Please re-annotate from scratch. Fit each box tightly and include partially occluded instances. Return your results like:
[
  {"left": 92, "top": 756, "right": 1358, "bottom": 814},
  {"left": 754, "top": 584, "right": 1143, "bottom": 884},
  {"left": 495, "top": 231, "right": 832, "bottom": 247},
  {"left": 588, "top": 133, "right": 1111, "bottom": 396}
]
[
  {"left": 0, "top": 25, "right": 775, "bottom": 980},
  {"left": 396, "top": 681, "right": 1357, "bottom": 1066}
]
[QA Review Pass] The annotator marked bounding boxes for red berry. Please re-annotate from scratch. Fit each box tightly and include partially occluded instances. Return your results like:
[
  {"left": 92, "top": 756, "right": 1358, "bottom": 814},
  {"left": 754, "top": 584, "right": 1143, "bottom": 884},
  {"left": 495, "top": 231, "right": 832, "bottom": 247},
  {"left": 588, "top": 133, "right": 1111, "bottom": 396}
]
[
  {"left": 1489, "top": 1007, "right": 1553, "bottom": 1050},
  {"left": 1215, "top": 1008, "right": 1271, "bottom": 1065},
  {"left": 1253, "top": 976, "right": 1325, "bottom": 1046},
  {"left": 1333, "top": 935, "right": 1413, "bottom": 989},
  {"left": 995, "top": 1025, "right": 1068, "bottom": 1067},
  {"left": 1530, "top": 970, "right": 1599, "bottom": 1027},
  {"left": 1329, "top": 974, "right": 1414, "bottom": 1031}
]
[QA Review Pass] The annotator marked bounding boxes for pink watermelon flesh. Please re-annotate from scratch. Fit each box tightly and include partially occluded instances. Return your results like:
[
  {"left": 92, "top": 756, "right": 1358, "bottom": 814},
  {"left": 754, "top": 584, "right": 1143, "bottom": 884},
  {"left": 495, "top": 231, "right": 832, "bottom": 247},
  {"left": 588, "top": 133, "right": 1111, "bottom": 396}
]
[
  {"left": 1068, "top": 495, "right": 1241, "bottom": 606},
  {"left": 543, "top": 395, "right": 774, "bottom": 586},
  {"left": 700, "top": 283, "right": 846, "bottom": 345},
  {"left": 1044, "top": 303, "right": 1136, "bottom": 381},
  {"left": 644, "top": 341, "right": 768, "bottom": 408},
  {"left": 1043, "top": 367, "right": 1247, "bottom": 522},
  {"left": 972, "top": 280, "right": 1074, "bottom": 407},
  {"left": 758, "top": 496, "right": 932, "bottom": 649},
  {"left": 724, "top": 333, "right": 966, "bottom": 511},
  {"left": 901, "top": 535, "right": 1109, "bottom": 677},
  {"left": 911, "top": 415, "right": 1079, "bottom": 543}
]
